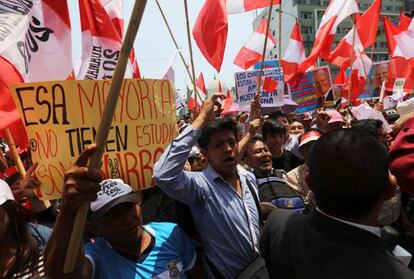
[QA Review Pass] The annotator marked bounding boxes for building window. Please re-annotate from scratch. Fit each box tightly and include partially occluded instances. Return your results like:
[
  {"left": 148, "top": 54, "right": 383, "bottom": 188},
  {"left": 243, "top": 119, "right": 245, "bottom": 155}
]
[
  {"left": 380, "top": 42, "right": 387, "bottom": 49},
  {"left": 323, "top": 1, "right": 329, "bottom": 6},
  {"left": 309, "top": 0, "right": 319, "bottom": 5},
  {"left": 300, "top": 12, "right": 312, "bottom": 19},
  {"left": 317, "top": 10, "right": 324, "bottom": 18}
]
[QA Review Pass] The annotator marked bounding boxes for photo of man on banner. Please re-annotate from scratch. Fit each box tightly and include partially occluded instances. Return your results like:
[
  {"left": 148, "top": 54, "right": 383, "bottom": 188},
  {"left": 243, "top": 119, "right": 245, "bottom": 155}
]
[{"left": 313, "top": 66, "right": 335, "bottom": 109}]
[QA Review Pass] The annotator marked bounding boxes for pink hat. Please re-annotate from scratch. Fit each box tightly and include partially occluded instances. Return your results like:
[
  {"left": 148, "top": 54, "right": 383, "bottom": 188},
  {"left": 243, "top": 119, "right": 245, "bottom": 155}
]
[
  {"left": 299, "top": 130, "right": 322, "bottom": 148},
  {"left": 328, "top": 111, "right": 345, "bottom": 124}
]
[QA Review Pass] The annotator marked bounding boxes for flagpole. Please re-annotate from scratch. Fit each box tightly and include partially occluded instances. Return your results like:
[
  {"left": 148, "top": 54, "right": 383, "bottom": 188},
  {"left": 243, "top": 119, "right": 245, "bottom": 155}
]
[
  {"left": 346, "top": 24, "right": 357, "bottom": 128},
  {"left": 63, "top": 0, "right": 148, "bottom": 273},
  {"left": 155, "top": 0, "right": 195, "bottom": 86},
  {"left": 257, "top": 0, "right": 275, "bottom": 98},
  {"left": 369, "top": 43, "right": 375, "bottom": 60},
  {"left": 183, "top": 0, "right": 199, "bottom": 112},
  {"left": 358, "top": 50, "right": 369, "bottom": 86},
  {"left": 278, "top": 4, "right": 282, "bottom": 65}
]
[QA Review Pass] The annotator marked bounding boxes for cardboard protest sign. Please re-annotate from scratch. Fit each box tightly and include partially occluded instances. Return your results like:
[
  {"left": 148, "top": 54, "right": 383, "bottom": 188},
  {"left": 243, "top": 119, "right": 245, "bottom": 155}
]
[
  {"left": 358, "top": 61, "right": 388, "bottom": 99},
  {"left": 288, "top": 67, "right": 330, "bottom": 113},
  {"left": 10, "top": 79, "right": 177, "bottom": 200},
  {"left": 235, "top": 67, "right": 284, "bottom": 111}
]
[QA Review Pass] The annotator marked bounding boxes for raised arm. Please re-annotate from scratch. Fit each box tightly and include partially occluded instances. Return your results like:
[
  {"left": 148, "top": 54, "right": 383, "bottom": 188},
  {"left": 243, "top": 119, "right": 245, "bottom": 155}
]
[
  {"left": 153, "top": 93, "right": 225, "bottom": 204},
  {"left": 44, "top": 145, "right": 102, "bottom": 279}
]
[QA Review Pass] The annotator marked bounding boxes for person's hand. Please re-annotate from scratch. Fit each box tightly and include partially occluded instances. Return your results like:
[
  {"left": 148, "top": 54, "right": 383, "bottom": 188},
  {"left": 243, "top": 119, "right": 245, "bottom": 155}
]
[
  {"left": 12, "top": 162, "right": 40, "bottom": 201},
  {"left": 247, "top": 118, "right": 262, "bottom": 136},
  {"left": 192, "top": 93, "right": 225, "bottom": 129},
  {"left": 374, "top": 102, "right": 384, "bottom": 112},
  {"left": 61, "top": 144, "right": 102, "bottom": 211},
  {"left": 250, "top": 93, "right": 261, "bottom": 120},
  {"left": 316, "top": 110, "right": 330, "bottom": 133}
]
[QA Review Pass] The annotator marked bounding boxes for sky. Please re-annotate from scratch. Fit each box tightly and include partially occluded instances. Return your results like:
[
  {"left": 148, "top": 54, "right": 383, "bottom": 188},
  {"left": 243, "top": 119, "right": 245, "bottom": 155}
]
[{"left": 67, "top": 0, "right": 258, "bottom": 94}]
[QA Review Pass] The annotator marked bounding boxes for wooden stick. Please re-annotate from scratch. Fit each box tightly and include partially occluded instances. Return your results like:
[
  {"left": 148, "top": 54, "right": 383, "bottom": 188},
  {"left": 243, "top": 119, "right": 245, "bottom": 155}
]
[
  {"left": 278, "top": 4, "right": 282, "bottom": 65},
  {"left": 183, "top": 0, "right": 199, "bottom": 112},
  {"left": 358, "top": 50, "right": 369, "bottom": 87},
  {"left": 257, "top": 0, "right": 275, "bottom": 98},
  {"left": 369, "top": 43, "right": 375, "bottom": 61},
  {"left": 155, "top": 0, "right": 195, "bottom": 86},
  {"left": 5, "top": 128, "right": 26, "bottom": 176},
  {"left": 63, "top": 0, "right": 148, "bottom": 273},
  {"left": 346, "top": 25, "right": 357, "bottom": 127}
]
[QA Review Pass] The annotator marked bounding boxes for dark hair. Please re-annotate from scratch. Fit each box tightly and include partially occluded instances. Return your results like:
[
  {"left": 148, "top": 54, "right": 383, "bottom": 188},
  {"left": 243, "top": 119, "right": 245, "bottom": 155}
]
[
  {"left": 352, "top": 119, "right": 383, "bottom": 138},
  {"left": 243, "top": 135, "right": 265, "bottom": 159},
  {"left": 262, "top": 119, "right": 287, "bottom": 140},
  {"left": 268, "top": 110, "right": 286, "bottom": 120},
  {"left": 1, "top": 200, "right": 40, "bottom": 277},
  {"left": 307, "top": 129, "right": 389, "bottom": 218},
  {"left": 198, "top": 118, "right": 238, "bottom": 149}
]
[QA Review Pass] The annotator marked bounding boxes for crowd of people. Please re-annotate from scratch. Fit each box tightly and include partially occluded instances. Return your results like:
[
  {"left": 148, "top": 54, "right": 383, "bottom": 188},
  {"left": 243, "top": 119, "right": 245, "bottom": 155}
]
[{"left": 1, "top": 90, "right": 414, "bottom": 279}]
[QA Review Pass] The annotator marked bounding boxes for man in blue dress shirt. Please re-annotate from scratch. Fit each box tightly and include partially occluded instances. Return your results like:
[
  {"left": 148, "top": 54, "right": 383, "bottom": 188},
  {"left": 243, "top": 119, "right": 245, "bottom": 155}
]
[{"left": 153, "top": 93, "right": 260, "bottom": 278}]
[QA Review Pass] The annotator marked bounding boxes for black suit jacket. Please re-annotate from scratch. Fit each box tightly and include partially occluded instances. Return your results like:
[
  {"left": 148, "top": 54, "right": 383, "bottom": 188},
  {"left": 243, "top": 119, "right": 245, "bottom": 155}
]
[{"left": 261, "top": 209, "right": 414, "bottom": 279}]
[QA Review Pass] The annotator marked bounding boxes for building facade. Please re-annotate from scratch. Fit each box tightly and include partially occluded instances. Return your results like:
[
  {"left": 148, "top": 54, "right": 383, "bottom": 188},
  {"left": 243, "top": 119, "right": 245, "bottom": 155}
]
[{"left": 253, "top": 0, "right": 405, "bottom": 71}]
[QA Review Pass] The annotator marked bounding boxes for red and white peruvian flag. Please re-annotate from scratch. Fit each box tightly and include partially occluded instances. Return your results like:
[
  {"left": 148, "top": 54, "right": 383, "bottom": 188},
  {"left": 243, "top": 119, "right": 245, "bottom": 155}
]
[
  {"left": 298, "top": 0, "right": 358, "bottom": 72},
  {"left": 328, "top": 0, "right": 381, "bottom": 68},
  {"left": 100, "top": 0, "right": 124, "bottom": 35},
  {"left": 344, "top": 52, "right": 372, "bottom": 101},
  {"left": 226, "top": 0, "right": 280, "bottom": 14},
  {"left": 394, "top": 18, "right": 414, "bottom": 61},
  {"left": 234, "top": 18, "right": 275, "bottom": 70},
  {"left": 383, "top": 16, "right": 414, "bottom": 92},
  {"left": 281, "top": 19, "right": 305, "bottom": 83},
  {"left": 77, "top": 0, "right": 133, "bottom": 80},
  {"left": 0, "top": 0, "right": 73, "bottom": 81},
  {"left": 100, "top": 0, "right": 141, "bottom": 78}
]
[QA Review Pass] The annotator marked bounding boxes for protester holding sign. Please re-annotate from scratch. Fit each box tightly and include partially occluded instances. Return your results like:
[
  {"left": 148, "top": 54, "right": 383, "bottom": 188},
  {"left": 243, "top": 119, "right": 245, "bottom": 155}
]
[
  {"left": 153, "top": 93, "right": 262, "bottom": 278},
  {"left": 44, "top": 145, "right": 196, "bottom": 279}
]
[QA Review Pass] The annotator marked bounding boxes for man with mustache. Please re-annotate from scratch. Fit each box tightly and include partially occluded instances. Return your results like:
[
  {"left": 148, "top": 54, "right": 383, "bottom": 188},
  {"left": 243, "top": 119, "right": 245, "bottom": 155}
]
[{"left": 153, "top": 93, "right": 261, "bottom": 278}]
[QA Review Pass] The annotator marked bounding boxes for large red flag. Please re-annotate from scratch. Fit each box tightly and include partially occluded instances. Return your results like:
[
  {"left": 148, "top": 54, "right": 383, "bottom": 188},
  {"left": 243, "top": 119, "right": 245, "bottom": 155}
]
[
  {"left": 298, "top": 0, "right": 359, "bottom": 72},
  {"left": 0, "top": 57, "right": 28, "bottom": 148},
  {"left": 0, "top": 0, "right": 73, "bottom": 82},
  {"left": 281, "top": 20, "right": 306, "bottom": 83},
  {"left": 77, "top": 0, "right": 134, "bottom": 80},
  {"left": 193, "top": 0, "right": 228, "bottom": 72},
  {"left": 356, "top": 0, "right": 382, "bottom": 48},
  {"left": 328, "top": 0, "right": 381, "bottom": 68},
  {"left": 233, "top": 18, "right": 275, "bottom": 70}
]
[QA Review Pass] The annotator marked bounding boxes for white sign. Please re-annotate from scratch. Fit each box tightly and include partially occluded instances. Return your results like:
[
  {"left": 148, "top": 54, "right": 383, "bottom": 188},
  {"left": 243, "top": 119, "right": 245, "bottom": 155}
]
[{"left": 235, "top": 67, "right": 284, "bottom": 111}]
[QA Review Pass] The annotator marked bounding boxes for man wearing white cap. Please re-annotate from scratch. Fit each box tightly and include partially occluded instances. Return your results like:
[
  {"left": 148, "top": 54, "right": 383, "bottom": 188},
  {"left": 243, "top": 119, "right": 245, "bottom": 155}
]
[{"left": 45, "top": 145, "right": 196, "bottom": 279}]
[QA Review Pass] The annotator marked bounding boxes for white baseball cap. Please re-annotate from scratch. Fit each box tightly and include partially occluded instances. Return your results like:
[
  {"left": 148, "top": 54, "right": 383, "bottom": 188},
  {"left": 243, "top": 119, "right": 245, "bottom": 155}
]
[
  {"left": 88, "top": 179, "right": 138, "bottom": 221},
  {"left": 0, "top": 179, "right": 14, "bottom": 206}
]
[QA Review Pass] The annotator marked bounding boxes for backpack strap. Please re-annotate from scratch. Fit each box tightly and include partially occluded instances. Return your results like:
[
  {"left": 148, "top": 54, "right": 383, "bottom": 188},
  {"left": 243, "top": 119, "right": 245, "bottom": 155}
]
[{"left": 245, "top": 179, "right": 264, "bottom": 228}]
